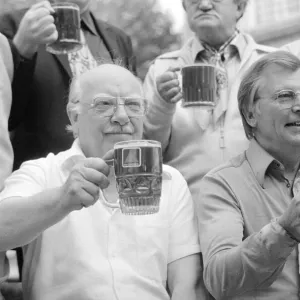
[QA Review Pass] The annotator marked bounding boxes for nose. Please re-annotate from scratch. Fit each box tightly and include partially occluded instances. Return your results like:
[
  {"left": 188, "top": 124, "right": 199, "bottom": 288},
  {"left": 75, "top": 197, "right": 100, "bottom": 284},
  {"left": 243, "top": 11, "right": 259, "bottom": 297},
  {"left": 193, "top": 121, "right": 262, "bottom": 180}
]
[
  {"left": 198, "top": 0, "right": 213, "bottom": 10},
  {"left": 110, "top": 104, "right": 130, "bottom": 126},
  {"left": 290, "top": 92, "right": 300, "bottom": 113}
]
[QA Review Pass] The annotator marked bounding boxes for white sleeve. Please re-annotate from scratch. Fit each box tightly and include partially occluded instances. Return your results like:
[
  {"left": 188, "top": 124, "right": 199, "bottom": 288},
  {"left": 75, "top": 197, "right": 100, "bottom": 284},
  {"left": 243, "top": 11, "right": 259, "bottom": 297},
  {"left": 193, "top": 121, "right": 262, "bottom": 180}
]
[
  {"left": 0, "top": 159, "right": 47, "bottom": 201},
  {"left": 167, "top": 168, "right": 200, "bottom": 263}
]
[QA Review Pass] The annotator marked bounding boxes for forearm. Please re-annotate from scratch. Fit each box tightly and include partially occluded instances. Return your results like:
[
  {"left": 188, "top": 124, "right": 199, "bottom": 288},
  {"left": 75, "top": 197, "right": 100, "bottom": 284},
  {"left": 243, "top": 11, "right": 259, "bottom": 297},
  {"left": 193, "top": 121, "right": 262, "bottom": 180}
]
[
  {"left": 204, "top": 221, "right": 297, "bottom": 299},
  {"left": 143, "top": 91, "right": 175, "bottom": 153},
  {"left": 8, "top": 41, "right": 36, "bottom": 130},
  {"left": 0, "top": 187, "right": 68, "bottom": 250},
  {"left": 171, "top": 285, "right": 198, "bottom": 300}
]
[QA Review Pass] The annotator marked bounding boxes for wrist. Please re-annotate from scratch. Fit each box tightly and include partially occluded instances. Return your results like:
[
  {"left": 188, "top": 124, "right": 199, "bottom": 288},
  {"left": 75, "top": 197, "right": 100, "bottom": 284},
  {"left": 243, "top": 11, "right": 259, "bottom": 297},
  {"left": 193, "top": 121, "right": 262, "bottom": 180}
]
[
  {"left": 13, "top": 36, "right": 38, "bottom": 59},
  {"left": 274, "top": 217, "right": 299, "bottom": 243}
]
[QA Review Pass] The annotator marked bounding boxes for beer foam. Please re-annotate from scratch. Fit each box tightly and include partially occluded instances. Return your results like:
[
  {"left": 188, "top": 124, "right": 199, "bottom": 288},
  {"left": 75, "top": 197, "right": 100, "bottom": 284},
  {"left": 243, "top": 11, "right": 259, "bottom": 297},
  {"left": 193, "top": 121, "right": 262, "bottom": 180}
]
[
  {"left": 114, "top": 140, "right": 161, "bottom": 149},
  {"left": 53, "top": 5, "right": 79, "bottom": 11}
]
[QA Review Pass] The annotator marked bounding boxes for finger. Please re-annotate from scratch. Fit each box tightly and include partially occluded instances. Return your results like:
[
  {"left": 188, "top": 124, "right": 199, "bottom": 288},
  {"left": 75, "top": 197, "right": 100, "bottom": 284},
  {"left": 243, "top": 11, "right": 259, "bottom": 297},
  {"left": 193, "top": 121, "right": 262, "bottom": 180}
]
[
  {"left": 37, "top": 24, "right": 58, "bottom": 43},
  {"left": 83, "top": 157, "right": 110, "bottom": 177},
  {"left": 31, "top": 1, "right": 55, "bottom": 13},
  {"left": 157, "top": 72, "right": 178, "bottom": 85},
  {"left": 170, "top": 92, "right": 183, "bottom": 103},
  {"left": 33, "top": 7, "right": 53, "bottom": 22},
  {"left": 163, "top": 86, "right": 181, "bottom": 101},
  {"left": 37, "top": 14, "right": 55, "bottom": 28},
  {"left": 80, "top": 167, "right": 110, "bottom": 189},
  {"left": 81, "top": 181, "right": 100, "bottom": 199},
  {"left": 102, "top": 149, "right": 115, "bottom": 162},
  {"left": 42, "top": 30, "right": 58, "bottom": 44},
  {"left": 158, "top": 78, "right": 180, "bottom": 94},
  {"left": 166, "top": 66, "right": 181, "bottom": 73}
]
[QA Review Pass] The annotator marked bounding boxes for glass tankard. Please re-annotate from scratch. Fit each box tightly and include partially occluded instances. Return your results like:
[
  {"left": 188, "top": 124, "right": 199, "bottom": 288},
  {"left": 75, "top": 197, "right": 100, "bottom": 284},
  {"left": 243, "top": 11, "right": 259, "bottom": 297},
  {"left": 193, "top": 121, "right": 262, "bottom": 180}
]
[{"left": 101, "top": 140, "right": 162, "bottom": 215}]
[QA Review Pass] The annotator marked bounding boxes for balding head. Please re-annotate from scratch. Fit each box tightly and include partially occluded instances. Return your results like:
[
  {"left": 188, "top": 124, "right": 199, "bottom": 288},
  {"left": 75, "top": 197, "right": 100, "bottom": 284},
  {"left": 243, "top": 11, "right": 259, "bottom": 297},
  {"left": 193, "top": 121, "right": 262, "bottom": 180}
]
[{"left": 66, "top": 64, "right": 145, "bottom": 158}]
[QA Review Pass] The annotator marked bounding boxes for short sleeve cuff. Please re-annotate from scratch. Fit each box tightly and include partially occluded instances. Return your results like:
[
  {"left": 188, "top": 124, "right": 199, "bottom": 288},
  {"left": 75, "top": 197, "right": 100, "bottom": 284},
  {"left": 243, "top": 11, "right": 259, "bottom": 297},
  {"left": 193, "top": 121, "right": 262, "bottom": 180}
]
[{"left": 168, "top": 244, "right": 201, "bottom": 264}]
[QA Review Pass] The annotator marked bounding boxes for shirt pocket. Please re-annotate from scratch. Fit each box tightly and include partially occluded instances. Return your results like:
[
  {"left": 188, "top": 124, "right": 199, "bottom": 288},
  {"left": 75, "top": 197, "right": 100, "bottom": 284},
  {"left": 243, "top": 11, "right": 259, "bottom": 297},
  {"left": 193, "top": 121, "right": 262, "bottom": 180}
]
[{"left": 134, "top": 216, "right": 169, "bottom": 283}]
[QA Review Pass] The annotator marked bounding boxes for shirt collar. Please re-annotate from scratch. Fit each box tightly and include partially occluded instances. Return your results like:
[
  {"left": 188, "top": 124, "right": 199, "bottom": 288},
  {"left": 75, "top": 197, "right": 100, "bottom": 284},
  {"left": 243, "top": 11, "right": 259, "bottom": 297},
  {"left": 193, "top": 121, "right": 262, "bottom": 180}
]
[
  {"left": 246, "top": 138, "right": 285, "bottom": 187},
  {"left": 191, "top": 30, "right": 247, "bottom": 63},
  {"left": 81, "top": 10, "right": 98, "bottom": 36}
]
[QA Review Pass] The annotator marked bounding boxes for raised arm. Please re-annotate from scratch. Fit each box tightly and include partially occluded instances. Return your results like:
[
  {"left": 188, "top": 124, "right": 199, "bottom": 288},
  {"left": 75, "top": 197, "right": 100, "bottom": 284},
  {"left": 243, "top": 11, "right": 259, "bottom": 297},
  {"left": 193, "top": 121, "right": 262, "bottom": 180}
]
[
  {"left": 143, "top": 63, "right": 181, "bottom": 153},
  {"left": 0, "top": 156, "right": 111, "bottom": 251},
  {"left": 0, "top": 2, "right": 57, "bottom": 130}
]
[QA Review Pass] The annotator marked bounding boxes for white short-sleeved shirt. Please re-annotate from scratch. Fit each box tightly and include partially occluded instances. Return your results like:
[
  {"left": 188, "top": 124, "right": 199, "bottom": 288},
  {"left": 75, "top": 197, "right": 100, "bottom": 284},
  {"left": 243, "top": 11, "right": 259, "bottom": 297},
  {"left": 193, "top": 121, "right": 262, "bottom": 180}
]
[{"left": 0, "top": 140, "right": 200, "bottom": 300}]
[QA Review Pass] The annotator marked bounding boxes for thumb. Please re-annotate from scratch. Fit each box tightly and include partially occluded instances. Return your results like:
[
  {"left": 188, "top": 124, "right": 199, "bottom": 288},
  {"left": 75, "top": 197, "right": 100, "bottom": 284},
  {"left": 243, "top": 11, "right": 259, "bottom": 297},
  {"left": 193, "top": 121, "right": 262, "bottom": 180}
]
[
  {"left": 102, "top": 149, "right": 115, "bottom": 166},
  {"left": 167, "top": 66, "right": 181, "bottom": 73}
]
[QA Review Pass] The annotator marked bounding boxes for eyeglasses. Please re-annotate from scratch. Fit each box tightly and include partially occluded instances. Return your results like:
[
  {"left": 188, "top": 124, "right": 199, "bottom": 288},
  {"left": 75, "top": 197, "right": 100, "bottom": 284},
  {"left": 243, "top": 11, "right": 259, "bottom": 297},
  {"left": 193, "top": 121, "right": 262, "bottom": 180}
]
[
  {"left": 186, "top": 0, "right": 224, "bottom": 4},
  {"left": 271, "top": 90, "right": 300, "bottom": 109},
  {"left": 83, "top": 96, "right": 147, "bottom": 117}
]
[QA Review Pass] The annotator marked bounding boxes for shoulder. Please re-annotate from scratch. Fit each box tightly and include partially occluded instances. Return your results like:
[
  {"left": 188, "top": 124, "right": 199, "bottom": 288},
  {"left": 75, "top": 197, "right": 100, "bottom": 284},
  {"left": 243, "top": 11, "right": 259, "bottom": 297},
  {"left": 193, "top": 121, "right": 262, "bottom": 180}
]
[
  {"left": 242, "top": 32, "right": 276, "bottom": 54},
  {"left": 281, "top": 39, "right": 300, "bottom": 57},
  {"left": 90, "top": 12, "right": 129, "bottom": 40},
  {"left": 203, "top": 152, "right": 247, "bottom": 184},
  {"left": 0, "top": 33, "right": 13, "bottom": 82}
]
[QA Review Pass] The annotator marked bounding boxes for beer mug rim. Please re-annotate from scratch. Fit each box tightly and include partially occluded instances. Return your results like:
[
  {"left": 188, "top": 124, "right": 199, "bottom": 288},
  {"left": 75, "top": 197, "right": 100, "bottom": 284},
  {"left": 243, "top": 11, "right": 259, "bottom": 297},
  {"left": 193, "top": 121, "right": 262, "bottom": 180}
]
[
  {"left": 181, "top": 63, "right": 217, "bottom": 71},
  {"left": 51, "top": 2, "right": 80, "bottom": 10},
  {"left": 114, "top": 140, "right": 161, "bottom": 149}
]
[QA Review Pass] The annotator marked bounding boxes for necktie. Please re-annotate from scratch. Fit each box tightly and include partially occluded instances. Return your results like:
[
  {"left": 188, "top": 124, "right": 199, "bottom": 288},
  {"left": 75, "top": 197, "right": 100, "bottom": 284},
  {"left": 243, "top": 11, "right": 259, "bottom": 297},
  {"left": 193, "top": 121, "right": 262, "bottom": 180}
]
[{"left": 196, "top": 30, "right": 239, "bottom": 127}]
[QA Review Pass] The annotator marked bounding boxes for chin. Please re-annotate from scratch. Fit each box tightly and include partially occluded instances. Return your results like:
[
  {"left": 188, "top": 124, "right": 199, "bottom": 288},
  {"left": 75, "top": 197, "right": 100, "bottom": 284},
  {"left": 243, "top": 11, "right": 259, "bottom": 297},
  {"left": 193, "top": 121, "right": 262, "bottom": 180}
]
[{"left": 106, "top": 134, "right": 134, "bottom": 144}]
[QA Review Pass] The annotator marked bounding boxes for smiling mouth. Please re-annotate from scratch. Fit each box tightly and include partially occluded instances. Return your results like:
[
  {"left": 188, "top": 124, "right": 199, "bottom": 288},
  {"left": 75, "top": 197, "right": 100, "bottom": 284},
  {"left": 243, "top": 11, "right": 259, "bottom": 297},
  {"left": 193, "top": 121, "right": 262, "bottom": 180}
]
[
  {"left": 105, "top": 132, "right": 132, "bottom": 134},
  {"left": 286, "top": 122, "right": 300, "bottom": 127}
]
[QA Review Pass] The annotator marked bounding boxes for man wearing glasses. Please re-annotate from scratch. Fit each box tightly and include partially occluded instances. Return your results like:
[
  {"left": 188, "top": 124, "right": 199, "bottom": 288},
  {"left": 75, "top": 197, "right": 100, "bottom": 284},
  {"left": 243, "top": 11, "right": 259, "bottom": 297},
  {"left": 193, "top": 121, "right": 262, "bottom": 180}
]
[
  {"left": 0, "top": 64, "right": 201, "bottom": 300},
  {"left": 197, "top": 51, "right": 300, "bottom": 299}
]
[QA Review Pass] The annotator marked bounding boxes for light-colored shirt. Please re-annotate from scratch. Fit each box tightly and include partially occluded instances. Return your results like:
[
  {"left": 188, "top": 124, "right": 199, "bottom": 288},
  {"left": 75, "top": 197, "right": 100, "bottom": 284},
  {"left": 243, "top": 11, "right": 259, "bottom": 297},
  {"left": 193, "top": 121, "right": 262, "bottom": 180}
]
[
  {"left": 143, "top": 33, "right": 275, "bottom": 204},
  {"left": 197, "top": 138, "right": 299, "bottom": 299},
  {"left": 0, "top": 33, "right": 13, "bottom": 192},
  {"left": 0, "top": 140, "right": 200, "bottom": 300}
]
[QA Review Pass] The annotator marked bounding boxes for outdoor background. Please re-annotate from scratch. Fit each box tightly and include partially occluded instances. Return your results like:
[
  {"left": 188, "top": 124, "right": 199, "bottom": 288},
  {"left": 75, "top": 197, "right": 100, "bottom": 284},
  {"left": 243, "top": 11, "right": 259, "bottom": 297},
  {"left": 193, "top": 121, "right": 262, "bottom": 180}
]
[{"left": 1, "top": 0, "right": 300, "bottom": 79}]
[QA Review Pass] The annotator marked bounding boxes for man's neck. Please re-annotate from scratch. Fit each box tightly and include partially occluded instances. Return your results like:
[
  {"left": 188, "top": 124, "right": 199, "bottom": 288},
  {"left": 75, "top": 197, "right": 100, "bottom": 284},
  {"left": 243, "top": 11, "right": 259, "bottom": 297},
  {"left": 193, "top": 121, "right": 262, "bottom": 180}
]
[{"left": 197, "top": 29, "right": 238, "bottom": 51}]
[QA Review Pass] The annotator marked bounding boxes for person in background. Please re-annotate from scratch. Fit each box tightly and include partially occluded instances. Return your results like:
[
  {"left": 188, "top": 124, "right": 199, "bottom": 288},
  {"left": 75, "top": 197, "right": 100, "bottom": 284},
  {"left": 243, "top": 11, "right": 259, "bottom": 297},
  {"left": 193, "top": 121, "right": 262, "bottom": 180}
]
[
  {"left": 0, "top": 64, "right": 201, "bottom": 300},
  {"left": 198, "top": 50, "right": 300, "bottom": 299},
  {"left": 143, "top": 1, "right": 275, "bottom": 297},
  {"left": 143, "top": 0, "right": 275, "bottom": 204},
  {"left": 0, "top": 0, "right": 136, "bottom": 171}
]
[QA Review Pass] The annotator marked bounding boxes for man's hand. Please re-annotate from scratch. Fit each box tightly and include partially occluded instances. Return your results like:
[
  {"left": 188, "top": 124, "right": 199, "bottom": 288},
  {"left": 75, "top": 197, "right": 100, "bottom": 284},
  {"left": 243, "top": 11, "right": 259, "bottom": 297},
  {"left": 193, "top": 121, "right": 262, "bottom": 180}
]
[
  {"left": 13, "top": 1, "right": 58, "bottom": 58},
  {"left": 156, "top": 66, "right": 183, "bottom": 104},
  {"left": 59, "top": 156, "right": 113, "bottom": 213},
  {"left": 277, "top": 196, "right": 300, "bottom": 241}
]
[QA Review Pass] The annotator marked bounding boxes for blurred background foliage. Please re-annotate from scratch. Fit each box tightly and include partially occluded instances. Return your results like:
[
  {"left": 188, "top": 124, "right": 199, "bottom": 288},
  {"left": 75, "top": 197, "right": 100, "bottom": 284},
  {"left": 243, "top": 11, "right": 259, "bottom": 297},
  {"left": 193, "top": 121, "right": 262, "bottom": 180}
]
[{"left": 0, "top": 0, "right": 182, "bottom": 79}]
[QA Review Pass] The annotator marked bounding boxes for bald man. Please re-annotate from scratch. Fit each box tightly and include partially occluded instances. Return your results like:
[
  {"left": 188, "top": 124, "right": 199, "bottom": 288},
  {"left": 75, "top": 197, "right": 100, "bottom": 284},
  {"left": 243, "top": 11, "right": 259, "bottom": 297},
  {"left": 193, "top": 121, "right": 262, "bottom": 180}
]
[{"left": 0, "top": 64, "right": 201, "bottom": 300}]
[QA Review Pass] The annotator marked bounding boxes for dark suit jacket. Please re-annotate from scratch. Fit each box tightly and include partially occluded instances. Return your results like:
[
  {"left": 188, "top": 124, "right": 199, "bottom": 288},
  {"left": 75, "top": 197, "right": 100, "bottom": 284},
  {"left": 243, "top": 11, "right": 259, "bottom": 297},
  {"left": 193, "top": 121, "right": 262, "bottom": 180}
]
[{"left": 0, "top": 8, "right": 136, "bottom": 170}]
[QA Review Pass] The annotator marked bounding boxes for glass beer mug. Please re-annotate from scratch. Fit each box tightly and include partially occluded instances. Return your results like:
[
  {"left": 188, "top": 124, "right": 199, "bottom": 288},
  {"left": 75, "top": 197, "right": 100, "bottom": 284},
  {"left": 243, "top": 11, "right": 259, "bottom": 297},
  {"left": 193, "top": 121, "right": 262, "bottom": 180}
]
[
  {"left": 46, "top": 2, "right": 83, "bottom": 55},
  {"left": 100, "top": 140, "right": 163, "bottom": 215}
]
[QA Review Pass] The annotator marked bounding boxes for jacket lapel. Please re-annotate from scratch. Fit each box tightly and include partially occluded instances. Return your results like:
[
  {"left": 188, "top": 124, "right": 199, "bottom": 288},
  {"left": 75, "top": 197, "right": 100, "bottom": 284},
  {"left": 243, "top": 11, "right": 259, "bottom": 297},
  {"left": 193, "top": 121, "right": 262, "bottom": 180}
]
[
  {"left": 54, "top": 54, "right": 72, "bottom": 78},
  {"left": 91, "top": 14, "right": 121, "bottom": 61}
]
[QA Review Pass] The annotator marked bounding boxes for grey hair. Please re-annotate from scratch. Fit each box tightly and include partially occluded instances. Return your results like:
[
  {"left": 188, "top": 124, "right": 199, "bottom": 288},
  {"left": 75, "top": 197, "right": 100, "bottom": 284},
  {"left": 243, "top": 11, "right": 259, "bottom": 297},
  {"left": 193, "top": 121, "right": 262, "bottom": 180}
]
[
  {"left": 66, "top": 58, "right": 141, "bottom": 137},
  {"left": 238, "top": 50, "right": 300, "bottom": 140}
]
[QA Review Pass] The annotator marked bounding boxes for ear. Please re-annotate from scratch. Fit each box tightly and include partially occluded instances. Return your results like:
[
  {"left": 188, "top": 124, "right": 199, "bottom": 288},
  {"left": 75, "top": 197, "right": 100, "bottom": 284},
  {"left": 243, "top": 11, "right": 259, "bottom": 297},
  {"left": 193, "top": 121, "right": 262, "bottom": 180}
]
[
  {"left": 67, "top": 109, "right": 79, "bottom": 136},
  {"left": 236, "top": 1, "right": 247, "bottom": 21}
]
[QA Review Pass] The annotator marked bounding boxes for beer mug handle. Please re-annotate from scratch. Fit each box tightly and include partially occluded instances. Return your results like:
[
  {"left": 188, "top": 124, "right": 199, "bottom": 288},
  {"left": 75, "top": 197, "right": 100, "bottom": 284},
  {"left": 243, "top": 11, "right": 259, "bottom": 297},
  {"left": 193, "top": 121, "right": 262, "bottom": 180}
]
[
  {"left": 98, "top": 158, "right": 120, "bottom": 209},
  {"left": 99, "top": 189, "right": 120, "bottom": 209}
]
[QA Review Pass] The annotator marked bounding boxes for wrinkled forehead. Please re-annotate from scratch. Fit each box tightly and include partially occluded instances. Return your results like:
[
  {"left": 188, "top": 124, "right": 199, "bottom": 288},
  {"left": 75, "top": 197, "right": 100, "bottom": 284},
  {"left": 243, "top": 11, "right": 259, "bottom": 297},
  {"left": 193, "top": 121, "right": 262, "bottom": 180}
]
[
  {"left": 80, "top": 65, "right": 143, "bottom": 102},
  {"left": 259, "top": 65, "right": 300, "bottom": 95}
]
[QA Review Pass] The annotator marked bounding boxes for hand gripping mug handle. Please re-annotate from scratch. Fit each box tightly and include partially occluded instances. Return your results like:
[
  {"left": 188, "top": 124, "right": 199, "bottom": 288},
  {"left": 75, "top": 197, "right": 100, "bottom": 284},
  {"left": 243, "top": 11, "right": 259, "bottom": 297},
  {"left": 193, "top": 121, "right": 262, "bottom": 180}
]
[{"left": 98, "top": 159, "right": 120, "bottom": 209}]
